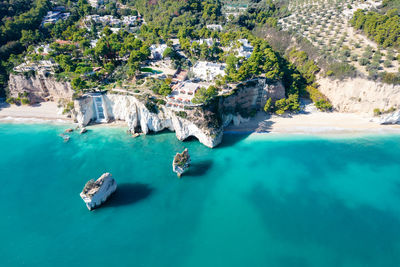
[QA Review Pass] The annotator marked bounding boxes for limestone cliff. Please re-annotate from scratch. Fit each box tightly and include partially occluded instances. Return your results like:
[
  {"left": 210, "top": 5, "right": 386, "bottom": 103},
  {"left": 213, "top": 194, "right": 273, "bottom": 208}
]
[
  {"left": 80, "top": 173, "right": 117, "bottom": 210},
  {"left": 220, "top": 79, "right": 285, "bottom": 125},
  {"left": 8, "top": 74, "right": 73, "bottom": 103},
  {"left": 318, "top": 77, "right": 400, "bottom": 113},
  {"left": 74, "top": 93, "right": 223, "bottom": 148}
]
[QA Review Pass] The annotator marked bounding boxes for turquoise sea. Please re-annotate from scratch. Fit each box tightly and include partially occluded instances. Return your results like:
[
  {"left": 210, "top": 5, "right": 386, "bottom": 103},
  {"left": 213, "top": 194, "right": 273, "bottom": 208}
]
[{"left": 1, "top": 123, "right": 400, "bottom": 267}]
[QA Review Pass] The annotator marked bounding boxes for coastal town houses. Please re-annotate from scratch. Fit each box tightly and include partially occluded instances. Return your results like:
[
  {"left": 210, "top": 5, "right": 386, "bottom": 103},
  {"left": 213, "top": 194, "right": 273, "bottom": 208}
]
[
  {"left": 83, "top": 15, "right": 140, "bottom": 28},
  {"left": 192, "top": 61, "right": 226, "bottom": 82},
  {"left": 41, "top": 11, "right": 70, "bottom": 26}
]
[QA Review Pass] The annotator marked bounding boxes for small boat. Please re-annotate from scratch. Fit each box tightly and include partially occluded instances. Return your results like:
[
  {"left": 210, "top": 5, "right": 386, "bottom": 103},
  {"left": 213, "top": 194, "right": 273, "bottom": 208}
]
[{"left": 80, "top": 127, "right": 87, "bottom": 134}]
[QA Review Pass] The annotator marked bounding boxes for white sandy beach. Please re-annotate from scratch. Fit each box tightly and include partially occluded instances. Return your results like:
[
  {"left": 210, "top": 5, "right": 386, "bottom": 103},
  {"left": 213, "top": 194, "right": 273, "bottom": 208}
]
[
  {"left": 0, "top": 101, "right": 71, "bottom": 122},
  {"left": 1, "top": 101, "right": 400, "bottom": 134},
  {"left": 225, "top": 112, "right": 400, "bottom": 134}
]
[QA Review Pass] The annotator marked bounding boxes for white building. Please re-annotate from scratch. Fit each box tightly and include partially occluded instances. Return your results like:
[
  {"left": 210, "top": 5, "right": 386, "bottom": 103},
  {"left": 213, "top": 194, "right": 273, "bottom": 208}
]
[
  {"left": 237, "top": 39, "right": 253, "bottom": 59},
  {"left": 206, "top": 24, "right": 223, "bottom": 31},
  {"left": 34, "top": 44, "right": 51, "bottom": 55},
  {"left": 41, "top": 11, "right": 70, "bottom": 26},
  {"left": 88, "top": 0, "right": 104, "bottom": 8},
  {"left": 150, "top": 44, "right": 168, "bottom": 60},
  {"left": 122, "top": 16, "right": 138, "bottom": 26},
  {"left": 198, "top": 38, "right": 214, "bottom": 47},
  {"left": 166, "top": 81, "right": 203, "bottom": 110},
  {"left": 192, "top": 61, "right": 226, "bottom": 81}
]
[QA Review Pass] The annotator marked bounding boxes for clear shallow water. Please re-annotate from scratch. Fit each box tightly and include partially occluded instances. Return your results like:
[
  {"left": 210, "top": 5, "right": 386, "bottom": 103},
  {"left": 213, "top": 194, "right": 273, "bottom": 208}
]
[{"left": 1, "top": 123, "right": 400, "bottom": 267}]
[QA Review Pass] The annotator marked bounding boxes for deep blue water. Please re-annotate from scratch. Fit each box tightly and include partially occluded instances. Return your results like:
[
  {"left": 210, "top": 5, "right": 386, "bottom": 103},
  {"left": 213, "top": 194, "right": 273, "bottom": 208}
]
[{"left": 1, "top": 123, "right": 400, "bottom": 267}]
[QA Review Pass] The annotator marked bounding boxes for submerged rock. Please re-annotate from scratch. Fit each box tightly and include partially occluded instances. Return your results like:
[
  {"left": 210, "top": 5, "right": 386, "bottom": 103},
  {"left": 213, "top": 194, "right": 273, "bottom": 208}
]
[
  {"left": 80, "top": 173, "right": 117, "bottom": 210},
  {"left": 173, "top": 148, "right": 191, "bottom": 177},
  {"left": 60, "top": 134, "right": 70, "bottom": 142}
]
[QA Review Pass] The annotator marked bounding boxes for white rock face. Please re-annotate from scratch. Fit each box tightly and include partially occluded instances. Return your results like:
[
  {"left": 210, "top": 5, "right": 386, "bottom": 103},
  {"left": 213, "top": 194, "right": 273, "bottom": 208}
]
[
  {"left": 379, "top": 110, "right": 400, "bottom": 124},
  {"left": 8, "top": 74, "right": 74, "bottom": 103},
  {"left": 318, "top": 77, "right": 400, "bottom": 113},
  {"left": 80, "top": 173, "right": 117, "bottom": 210},
  {"left": 74, "top": 94, "right": 222, "bottom": 148}
]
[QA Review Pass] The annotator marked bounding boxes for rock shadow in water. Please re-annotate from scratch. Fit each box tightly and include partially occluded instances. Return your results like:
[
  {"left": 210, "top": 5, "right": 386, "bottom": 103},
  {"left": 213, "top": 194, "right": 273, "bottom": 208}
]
[
  {"left": 104, "top": 183, "right": 153, "bottom": 208},
  {"left": 186, "top": 160, "right": 213, "bottom": 177},
  {"left": 218, "top": 133, "right": 251, "bottom": 148}
]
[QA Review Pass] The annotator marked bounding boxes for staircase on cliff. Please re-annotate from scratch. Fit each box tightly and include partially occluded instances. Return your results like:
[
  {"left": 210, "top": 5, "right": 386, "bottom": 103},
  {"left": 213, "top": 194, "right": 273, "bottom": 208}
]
[{"left": 92, "top": 95, "right": 107, "bottom": 123}]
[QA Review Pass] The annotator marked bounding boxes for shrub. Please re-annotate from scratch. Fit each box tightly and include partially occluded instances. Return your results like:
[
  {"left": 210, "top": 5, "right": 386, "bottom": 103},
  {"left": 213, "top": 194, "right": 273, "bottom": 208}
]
[
  {"left": 306, "top": 85, "right": 332, "bottom": 111},
  {"left": 373, "top": 108, "right": 381, "bottom": 116},
  {"left": 6, "top": 97, "right": 17, "bottom": 104},
  {"left": 359, "top": 57, "right": 369, "bottom": 66},
  {"left": 384, "top": 59, "right": 392, "bottom": 68},
  {"left": 381, "top": 72, "right": 400, "bottom": 84},
  {"left": 327, "top": 62, "right": 357, "bottom": 79}
]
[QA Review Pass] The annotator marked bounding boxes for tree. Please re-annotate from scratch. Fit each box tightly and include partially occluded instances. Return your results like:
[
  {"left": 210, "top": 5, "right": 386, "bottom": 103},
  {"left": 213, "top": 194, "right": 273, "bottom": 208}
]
[
  {"left": 71, "top": 77, "right": 87, "bottom": 92},
  {"left": 192, "top": 85, "right": 218, "bottom": 104},
  {"left": 264, "top": 97, "right": 272, "bottom": 113}
]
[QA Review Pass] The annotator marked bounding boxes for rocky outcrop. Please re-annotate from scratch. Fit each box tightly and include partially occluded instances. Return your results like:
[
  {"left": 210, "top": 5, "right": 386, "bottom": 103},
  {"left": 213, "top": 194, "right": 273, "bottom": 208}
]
[
  {"left": 318, "top": 77, "right": 400, "bottom": 113},
  {"left": 72, "top": 79, "right": 284, "bottom": 147},
  {"left": 221, "top": 79, "right": 285, "bottom": 115},
  {"left": 379, "top": 110, "right": 400, "bottom": 124},
  {"left": 80, "top": 173, "right": 117, "bottom": 210},
  {"left": 172, "top": 148, "right": 191, "bottom": 177},
  {"left": 74, "top": 93, "right": 223, "bottom": 148},
  {"left": 8, "top": 74, "right": 73, "bottom": 103}
]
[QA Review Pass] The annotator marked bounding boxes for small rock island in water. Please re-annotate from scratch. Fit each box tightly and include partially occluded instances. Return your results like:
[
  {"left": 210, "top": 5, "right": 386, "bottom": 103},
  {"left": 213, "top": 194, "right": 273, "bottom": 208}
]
[
  {"left": 80, "top": 173, "right": 117, "bottom": 210},
  {"left": 173, "top": 148, "right": 191, "bottom": 178}
]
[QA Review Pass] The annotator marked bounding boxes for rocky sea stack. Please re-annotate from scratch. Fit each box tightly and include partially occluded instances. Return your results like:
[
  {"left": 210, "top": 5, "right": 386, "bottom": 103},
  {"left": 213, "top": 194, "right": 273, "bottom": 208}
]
[
  {"left": 80, "top": 173, "right": 117, "bottom": 210},
  {"left": 172, "top": 148, "right": 191, "bottom": 177}
]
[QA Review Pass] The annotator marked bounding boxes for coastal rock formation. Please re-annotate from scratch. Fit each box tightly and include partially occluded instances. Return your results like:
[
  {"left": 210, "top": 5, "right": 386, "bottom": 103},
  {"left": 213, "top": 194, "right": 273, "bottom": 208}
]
[
  {"left": 221, "top": 79, "right": 285, "bottom": 114},
  {"left": 379, "top": 110, "right": 400, "bottom": 124},
  {"left": 173, "top": 148, "right": 191, "bottom": 177},
  {"left": 72, "top": 79, "right": 283, "bottom": 147},
  {"left": 80, "top": 173, "right": 117, "bottom": 210},
  {"left": 318, "top": 77, "right": 400, "bottom": 113},
  {"left": 74, "top": 94, "right": 223, "bottom": 148},
  {"left": 8, "top": 74, "right": 74, "bottom": 103}
]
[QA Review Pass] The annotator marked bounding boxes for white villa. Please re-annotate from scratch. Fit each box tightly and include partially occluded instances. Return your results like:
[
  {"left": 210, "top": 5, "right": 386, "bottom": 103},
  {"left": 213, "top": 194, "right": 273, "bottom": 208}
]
[
  {"left": 150, "top": 44, "right": 168, "bottom": 60},
  {"left": 198, "top": 38, "right": 214, "bottom": 47},
  {"left": 206, "top": 24, "right": 223, "bottom": 31},
  {"left": 237, "top": 39, "right": 254, "bottom": 59},
  {"left": 166, "top": 81, "right": 204, "bottom": 110},
  {"left": 88, "top": 0, "right": 104, "bottom": 8},
  {"left": 41, "top": 11, "right": 70, "bottom": 26},
  {"left": 192, "top": 61, "right": 226, "bottom": 81}
]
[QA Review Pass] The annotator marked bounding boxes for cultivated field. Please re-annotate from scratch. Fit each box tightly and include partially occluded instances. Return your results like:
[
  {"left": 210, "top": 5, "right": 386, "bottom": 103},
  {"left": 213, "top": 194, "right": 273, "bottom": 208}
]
[{"left": 278, "top": 0, "right": 399, "bottom": 75}]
